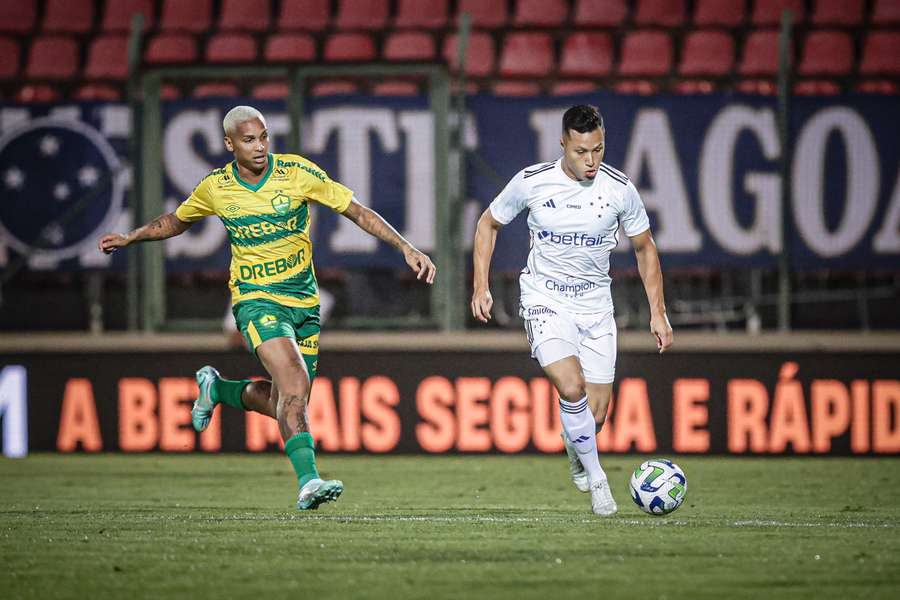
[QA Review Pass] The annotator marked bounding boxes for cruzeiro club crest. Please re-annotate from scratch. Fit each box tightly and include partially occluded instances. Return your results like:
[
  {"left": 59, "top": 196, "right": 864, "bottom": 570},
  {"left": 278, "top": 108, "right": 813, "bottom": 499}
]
[
  {"left": 270, "top": 191, "right": 291, "bottom": 216},
  {"left": 0, "top": 116, "right": 124, "bottom": 260}
]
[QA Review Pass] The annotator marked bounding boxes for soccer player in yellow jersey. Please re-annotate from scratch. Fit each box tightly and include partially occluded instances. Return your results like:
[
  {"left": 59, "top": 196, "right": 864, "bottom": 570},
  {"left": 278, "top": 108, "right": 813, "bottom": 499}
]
[{"left": 99, "top": 106, "right": 436, "bottom": 510}]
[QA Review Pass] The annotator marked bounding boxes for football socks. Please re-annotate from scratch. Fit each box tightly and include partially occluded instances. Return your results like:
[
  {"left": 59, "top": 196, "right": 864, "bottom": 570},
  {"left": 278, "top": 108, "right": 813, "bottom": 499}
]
[
  {"left": 559, "top": 396, "right": 607, "bottom": 484},
  {"left": 211, "top": 378, "right": 251, "bottom": 410},
  {"left": 285, "top": 432, "right": 320, "bottom": 488}
]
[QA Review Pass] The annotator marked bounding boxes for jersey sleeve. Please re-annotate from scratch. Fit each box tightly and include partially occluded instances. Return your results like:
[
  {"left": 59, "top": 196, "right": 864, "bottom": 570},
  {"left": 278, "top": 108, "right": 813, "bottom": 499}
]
[
  {"left": 489, "top": 170, "right": 529, "bottom": 225},
  {"left": 298, "top": 161, "right": 354, "bottom": 213},
  {"left": 174, "top": 176, "right": 215, "bottom": 222},
  {"left": 620, "top": 181, "right": 650, "bottom": 237}
]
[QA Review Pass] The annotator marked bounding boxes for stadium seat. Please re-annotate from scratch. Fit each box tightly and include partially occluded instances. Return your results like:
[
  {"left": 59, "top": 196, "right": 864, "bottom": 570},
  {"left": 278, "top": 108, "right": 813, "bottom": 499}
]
[
  {"left": 456, "top": 0, "right": 508, "bottom": 28},
  {"left": 856, "top": 80, "right": 899, "bottom": 94},
  {"left": 793, "top": 80, "right": 841, "bottom": 95},
  {"left": 372, "top": 81, "right": 420, "bottom": 96},
  {"left": 693, "top": 0, "right": 745, "bottom": 27},
  {"left": 43, "top": 0, "right": 94, "bottom": 33},
  {"left": 323, "top": 33, "right": 376, "bottom": 62},
  {"left": 443, "top": 32, "right": 495, "bottom": 77},
  {"left": 634, "top": 0, "right": 686, "bottom": 27},
  {"left": 252, "top": 82, "right": 289, "bottom": 98},
  {"left": 513, "top": 0, "right": 569, "bottom": 27},
  {"left": 499, "top": 33, "right": 554, "bottom": 78},
  {"left": 264, "top": 34, "right": 317, "bottom": 63},
  {"left": 736, "top": 79, "right": 777, "bottom": 94},
  {"left": 159, "top": 0, "right": 211, "bottom": 33},
  {"left": 811, "top": 0, "right": 863, "bottom": 26},
  {"left": 551, "top": 80, "right": 599, "bottom": 96},
  {"left": 145, "top": 34, "right": 198, "bottom": 64},
  {"left": 573, "top": 0, "right": 628, "bottom": 27},
  {"left": 738, "top": 30, "right": 786, "bottom": 76},
  {"left": 72, "top": 84, "right": 122, "bottom": 101},
  {"left": 613, "top": 80, "right": 659, "bottom": 94},
  {"left": 0, "top": 37, "right": 20, "bottom": 78},
  {"left": 161, "top": 83, "right": 181, "bottom": 99},
  {"left": 559, "top": 32, "right": 613, "bottom": 77},
  {"left": 394, "top": 0, "right": 448, "bottom": 29},
  {"left": 85, "top": 35, "right": 129, "bottom": 79},
  {"left": 278, "top": 0, "right": 331, "bottom": 31},
  {"left": 218, "top": 0, "right": 270, "bottom": 32},
  {"left": 16, "top": 84, "right": 59, "bottom": 102},
  {"left": 679, "top": 30, "right": 735, "bottom": 77},
  {"left": 873, "top": 0, "right": 900, "bottom": 24},
  {"left": 798, "top": 31, "right": 852, "bottom": 76},
  {"left": 206, "top": 34, "right": 257, "bottom": 63},
  {"left": 102, "top": 0, "right": 154, "bottom": 32},
  {"left": 860, "top": 32, "right": 900, "bottom": 75},
  {"left": 383, "top": 32, "right": 436, "bottom": 61},
  {"left": 311, "top": 80, "right": 359, "bottom": 96},
  {"left": 618, "top": 31, "right": 672, "bottom": 77},
  {"left": 0, "top": 0, "right": 35, "bottom": 33},
  {"left": 25, "top": 36, "right": 78, "bottom": 79},
  {"left": 493, "top": 81, "right": 541, "bottom": 96},
  {"left": 751, "top": 0, "right": 804, "bottom": 25},
  {"left": 192, "top": 82, "right": 240, "bottom": 97},
  {"left": 335, "top": 0, "right": 388, "bottom": 30},
  {"left": 672, "top": 80, "right": 718, "bottom": 94}
]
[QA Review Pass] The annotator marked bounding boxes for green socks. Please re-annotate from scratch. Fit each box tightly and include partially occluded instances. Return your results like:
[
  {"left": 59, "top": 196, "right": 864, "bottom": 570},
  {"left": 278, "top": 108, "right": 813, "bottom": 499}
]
[
  {"left": 285, "top": 432, "right": 319, "bottom": 488},
  {"left": 211, "top": 378, "right": 251, "bottom": 410}
]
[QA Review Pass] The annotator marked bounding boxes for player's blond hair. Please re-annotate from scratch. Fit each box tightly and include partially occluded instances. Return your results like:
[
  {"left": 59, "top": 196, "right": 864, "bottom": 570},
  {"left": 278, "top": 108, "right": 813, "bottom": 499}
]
[{"left": 223, "top": 106, "right": 266, "bottom": 136}]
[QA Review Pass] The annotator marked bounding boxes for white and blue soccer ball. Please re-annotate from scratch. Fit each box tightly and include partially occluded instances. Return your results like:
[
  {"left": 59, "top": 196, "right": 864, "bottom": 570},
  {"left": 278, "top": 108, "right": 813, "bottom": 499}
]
[{"left": 629, "top": 458, "right": 687, "bottom": 516}]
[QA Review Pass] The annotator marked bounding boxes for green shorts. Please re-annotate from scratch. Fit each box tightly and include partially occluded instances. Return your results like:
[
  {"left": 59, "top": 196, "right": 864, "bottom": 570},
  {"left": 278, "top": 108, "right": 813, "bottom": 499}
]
[{"left": 233, "top": 299, "right": 320, "bottom": 379}]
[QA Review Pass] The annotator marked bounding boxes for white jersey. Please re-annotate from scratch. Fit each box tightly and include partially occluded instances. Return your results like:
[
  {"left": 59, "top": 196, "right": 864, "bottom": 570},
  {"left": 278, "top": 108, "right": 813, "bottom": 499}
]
[{"left": 489, "top": 159, "right": 650, "bottom": 314}]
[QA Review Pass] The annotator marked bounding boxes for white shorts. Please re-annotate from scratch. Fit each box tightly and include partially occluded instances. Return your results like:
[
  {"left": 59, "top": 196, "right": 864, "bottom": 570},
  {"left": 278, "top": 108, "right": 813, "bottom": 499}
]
[{"left": 521, "top": 304, "right": 617, "bottom": 384}]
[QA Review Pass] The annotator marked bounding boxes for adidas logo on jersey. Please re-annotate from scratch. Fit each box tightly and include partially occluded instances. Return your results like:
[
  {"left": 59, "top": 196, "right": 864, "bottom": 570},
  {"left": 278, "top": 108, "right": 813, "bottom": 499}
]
[{"left": 542, "top": 199, "right": 556, "bottom": 209}]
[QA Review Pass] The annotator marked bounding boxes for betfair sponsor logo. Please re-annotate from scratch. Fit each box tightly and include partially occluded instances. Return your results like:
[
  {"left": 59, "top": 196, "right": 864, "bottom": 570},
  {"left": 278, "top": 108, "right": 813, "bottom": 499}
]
[
  {"left": 239, "top": 249, "right": 306, "bottom": 280},
  {"left": 536, "top": 230, "right": 604, "bottom": 247}
]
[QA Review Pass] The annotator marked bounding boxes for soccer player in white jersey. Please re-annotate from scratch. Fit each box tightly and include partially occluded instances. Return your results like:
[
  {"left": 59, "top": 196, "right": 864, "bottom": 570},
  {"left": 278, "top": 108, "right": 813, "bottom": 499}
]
[{"left": 471, "top": 105, "right": 673, "bottom": 516}]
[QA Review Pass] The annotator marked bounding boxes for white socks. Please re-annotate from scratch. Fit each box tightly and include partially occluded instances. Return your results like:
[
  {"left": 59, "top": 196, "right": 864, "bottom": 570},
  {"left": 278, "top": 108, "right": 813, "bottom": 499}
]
[{"left": 559, "top": 396, "right": 607, "bottom": 484}]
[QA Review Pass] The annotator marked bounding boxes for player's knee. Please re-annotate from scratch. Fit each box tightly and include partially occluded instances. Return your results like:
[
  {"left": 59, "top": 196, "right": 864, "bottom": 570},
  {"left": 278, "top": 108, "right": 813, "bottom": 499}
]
[{"left": 558, "top": 381, "right": 586, "bottom": 403}]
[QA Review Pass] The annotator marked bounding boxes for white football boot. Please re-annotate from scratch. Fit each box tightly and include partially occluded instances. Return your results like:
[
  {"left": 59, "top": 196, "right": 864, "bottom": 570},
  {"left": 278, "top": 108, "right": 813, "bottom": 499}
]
[
  {"left": 562, "top": 432, "right": 590, "bottom": 493},
  {"left": 297, "top": 478, "right": 343, "bottom": 510},
  {"left": 589, "top": 479, "right": 618, "bottom": 516}
]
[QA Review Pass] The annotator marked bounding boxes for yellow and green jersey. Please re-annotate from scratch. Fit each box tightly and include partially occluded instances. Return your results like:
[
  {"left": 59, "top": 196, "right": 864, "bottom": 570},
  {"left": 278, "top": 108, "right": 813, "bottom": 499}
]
[{"left": 175, "top": 152, "right": 353, "bottom": 308}]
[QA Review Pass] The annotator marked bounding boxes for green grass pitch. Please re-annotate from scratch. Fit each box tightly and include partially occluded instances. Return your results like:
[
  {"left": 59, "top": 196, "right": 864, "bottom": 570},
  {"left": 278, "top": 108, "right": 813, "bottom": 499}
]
[{"left": 2, "top": 454, "right": 899, "bottom": 599}]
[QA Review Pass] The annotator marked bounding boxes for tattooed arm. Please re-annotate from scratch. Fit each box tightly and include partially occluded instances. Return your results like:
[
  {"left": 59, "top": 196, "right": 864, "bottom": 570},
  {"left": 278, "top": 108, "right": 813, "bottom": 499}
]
[{"left": 98, "top": 212, "right": 192, "bottom": 254}]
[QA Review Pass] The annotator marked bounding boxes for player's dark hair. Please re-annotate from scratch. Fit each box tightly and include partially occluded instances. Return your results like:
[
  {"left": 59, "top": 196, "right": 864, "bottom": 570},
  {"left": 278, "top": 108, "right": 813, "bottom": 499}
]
[{"left": 562, "top": 105, "right": 604, "bottom": 137}]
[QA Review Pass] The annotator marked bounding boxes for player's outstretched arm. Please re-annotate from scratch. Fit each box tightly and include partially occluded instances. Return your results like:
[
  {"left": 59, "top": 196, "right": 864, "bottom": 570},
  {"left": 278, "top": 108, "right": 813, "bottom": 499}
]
[
  {"left": 341, "top": 200, "right": 436, "bottom": 284},
  {"left": 630, "top": 229, "right": 673, "bottom": 353},
  {"left": 471, "top": 208, "right": 504, "bottom": 323},
  {"left": 98, "top": 212, "right": 192, "bottom": 254}
]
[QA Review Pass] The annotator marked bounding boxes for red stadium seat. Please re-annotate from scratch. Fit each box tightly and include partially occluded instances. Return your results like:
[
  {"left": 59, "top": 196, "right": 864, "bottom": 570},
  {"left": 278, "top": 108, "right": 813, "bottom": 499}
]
[
  {"left": 264, "top": 34, "right": 317, "bottom": 63},
  {"left": 794, "top": 80, "right": 841, "bottom": 95},
  {"left": 573, "top": 0, "right": 627, "bottom": 27},
  {"left": 26, "top": 36, "right": 78, "bottom": 79},
  {"left": 206, "top": 34, "right": 257, "bottom": 63},
  {"left": 811, "top": 0, "right": 863, "bottom": 26},
  {"left": 856, "top": 80, "right": 899, "bottom": 94},
  {"left": 383, "top": 32, "right": 436, "bottom": 61},
  {"left": 672, "top": 80, "right": 718, "bottom": 94},
  {"left": 252, "top": 82, "right": 289, "bottom": 98},
  {"left": 613, "top": 80, "right": 659, "bottom": 94},
  {"left": 372, "top": 81, "right": 420, "bottom": 96},
  {"left": 513, "top": 0, "right": 569, "bottom": 27},
  {"left": 145, "top": 34, "right": 198, "bottom": 64},
  {"left": 679, "top": 30, "right": 735, "bottom": 76},
  {"left": 493, "top": 81, "right": 541, "bottom": 96},
  {"left": 278, "top": 0, "right": 331, "bottom": 31},
  {"left": 161, "top": 83, "right": 181, "bottom": 99},
  {"left": 311, "top": 80, "right": 359, "bottom": 96},
  {"left": 0, "top": 0, "right": 35, "bottom": 33},
  {"left": 160, "top": 0, "right": 212, "bottom": 33},
  {"left": 102, "top": 0, "right": 154, "bottom": 32},
  {"left": 73, "top": 84, "right": 122, "bottom": 101},
  {"left": 456, "top": 0, "right": 508, "bottom": 28},
  {"left": 443, "top": 32, "right": 495, "bottom": 77},
  {"left": 751, "top": 0, "right": 804, "bottom": 25},
  {"left": 736, "top": 79, "right": 777, "bottom": 94},
  {"left": 693, "top": 0, "right": 745, "bottom": 27},
  {"left": 218, "top": 0, "right": 270, "bottom": 32},
  {"left": 559, "top": 32, "right": 613, "bottom": 77},
  {"left": 551, "top": 81, "right": 598, "bottom": 96},
  {"left": 873, "top": 0, "right": 900, "bottom": 24},
  {"left": 618, "top": 31, "right": 672, "bottom": 77},
  {"left": 634, "top": 0, "right": 686, "bottom": 27},
  {"left": 16, "top": 84, "right": 59, "bottom": 102},
  {"left": 0, "top": 37, "right": 20, "bottom": 78},
  {"left": 335, "top": 0, "right": 388, "bottom": 30},
  {"left": 85, "top": 35, "right": 129, "bottom": 79},
  {"left": 43, "top": 0, "right": 94, "bottom": 33},
  {"left": 499, "top": 33, "right": 554, "bottom": 78},
  {"left": 860, "top": 32, "right": 900, "bottom": 75},
  {"left": 192, "top": 83, "right": 240, "bottom": 97},
  {"left": 799, "top": 31, "right": 852, "bottom": 76},
  {"left": 394, "top": 0, "right": 448, "bottom": 29},
  {"left": 323, "top": 33, "right": 376, "bottom": 62},
  {"left": 739, "top": 30, "right": 787, "bottom": 76}
]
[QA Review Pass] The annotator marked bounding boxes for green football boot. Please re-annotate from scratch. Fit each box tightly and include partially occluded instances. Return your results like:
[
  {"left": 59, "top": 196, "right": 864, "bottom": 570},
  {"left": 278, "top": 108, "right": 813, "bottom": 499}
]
[
  {"left": 296, "top": 478, "right": 344, "bottom": 510},
  {"left": 191, "top": 366, "right": 220, "bottom": 432}
]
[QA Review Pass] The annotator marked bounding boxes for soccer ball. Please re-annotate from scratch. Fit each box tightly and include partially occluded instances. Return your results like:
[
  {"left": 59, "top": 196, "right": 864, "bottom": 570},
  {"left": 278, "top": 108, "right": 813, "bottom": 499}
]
[{"left": 629, "top": 458, "right": 687, "bottom": 515}]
